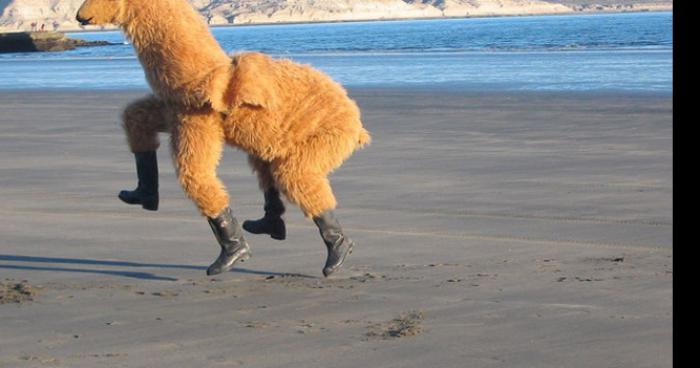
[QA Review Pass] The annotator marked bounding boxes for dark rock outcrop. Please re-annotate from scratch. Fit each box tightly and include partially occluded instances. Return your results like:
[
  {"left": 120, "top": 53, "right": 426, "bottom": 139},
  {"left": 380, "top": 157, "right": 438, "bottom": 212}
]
[{"left": 0, "top": 31, "right": 111, "bottom": 53}]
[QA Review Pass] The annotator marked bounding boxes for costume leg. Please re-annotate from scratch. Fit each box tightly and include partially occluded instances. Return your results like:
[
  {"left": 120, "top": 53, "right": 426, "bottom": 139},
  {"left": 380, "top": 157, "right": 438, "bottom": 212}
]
[
  {"left": 248, "top": 154, "right": 276, "bottom": 191},
  {"left": 242, "top": 155, "right": 286, "bottom": 240},
  {"left": 270, "top": 123, "right": 358, "bottom": 218},
  {"left": 272, "top": 157, "right": 353, "bottom": 277},
  {"left": 272, "top": 163, "right": 337, "bottom": 218},
  {"left": 171, "top": 109, "right": 250, "bottom": 276},
  {"left": 122, "top": 95, "right": 170, "bottom": 153},
  {"left": 170, "top": 109, "right": 229, "bottom": 218},
  {"left": 119, "top": 95, "right": 171, "bottom": 210}
]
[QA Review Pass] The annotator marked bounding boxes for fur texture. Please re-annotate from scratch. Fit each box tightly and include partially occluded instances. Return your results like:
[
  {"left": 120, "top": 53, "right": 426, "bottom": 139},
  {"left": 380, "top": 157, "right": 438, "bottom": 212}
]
[
  {"left": 78, "top": 0, "right": 370, "bottom": 218},
  {"left": 122, "top": 95, "right": 172, "bottom": 152}
]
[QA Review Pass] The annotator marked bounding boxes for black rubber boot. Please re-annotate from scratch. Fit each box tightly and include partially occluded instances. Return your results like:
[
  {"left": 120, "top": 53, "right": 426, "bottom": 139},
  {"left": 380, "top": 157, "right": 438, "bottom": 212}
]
[
  {"left": 206, "top": 207, "right": 252, "bottom": 276},
  {"left": 118, "top": 151, "right": 159, "bottom": 211},
  {"left": 314, "top": 210, "right": 354, "bottom": 277},
  {"left": 242, "top": 188, "right": 286, "bottom": 240}
]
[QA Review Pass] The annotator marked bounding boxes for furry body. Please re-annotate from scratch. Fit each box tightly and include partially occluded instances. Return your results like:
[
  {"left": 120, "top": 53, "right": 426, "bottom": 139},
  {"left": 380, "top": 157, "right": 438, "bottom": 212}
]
[{"left": 84, "top": 0, "right": 371, "bottom": 218}]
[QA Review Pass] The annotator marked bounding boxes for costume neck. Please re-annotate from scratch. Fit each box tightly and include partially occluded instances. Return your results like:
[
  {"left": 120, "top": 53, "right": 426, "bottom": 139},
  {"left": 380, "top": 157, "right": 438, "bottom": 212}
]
[{"left": 122, "top": 0, "right": 231, "bottom": 103}]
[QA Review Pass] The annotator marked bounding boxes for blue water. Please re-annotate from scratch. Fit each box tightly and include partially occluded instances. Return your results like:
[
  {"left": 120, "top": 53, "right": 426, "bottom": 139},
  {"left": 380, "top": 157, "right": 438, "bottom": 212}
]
[{"left": 0, "top": 12, "right": 672, "bottom": 92}]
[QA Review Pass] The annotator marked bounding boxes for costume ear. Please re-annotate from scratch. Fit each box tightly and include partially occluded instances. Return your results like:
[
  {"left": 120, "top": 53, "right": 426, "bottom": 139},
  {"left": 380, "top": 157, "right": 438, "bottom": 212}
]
[{"left": 226, "top": 53, "right": 278, "bottom": 110}]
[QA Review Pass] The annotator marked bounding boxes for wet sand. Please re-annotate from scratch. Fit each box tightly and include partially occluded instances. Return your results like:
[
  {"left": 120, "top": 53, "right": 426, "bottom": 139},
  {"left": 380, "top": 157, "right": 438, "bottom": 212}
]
[{"left": 0, "top": 89, "right": 672, "bottom": 367}]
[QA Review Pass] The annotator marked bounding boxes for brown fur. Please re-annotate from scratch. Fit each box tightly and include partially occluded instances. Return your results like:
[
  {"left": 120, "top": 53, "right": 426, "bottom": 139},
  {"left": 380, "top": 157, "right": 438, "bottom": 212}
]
[
  {"left": 122, "top": 95, "right": 172, "bottom": 152},
  {"left": 78, "top": 0, "right": 370, "bottom": 218}
]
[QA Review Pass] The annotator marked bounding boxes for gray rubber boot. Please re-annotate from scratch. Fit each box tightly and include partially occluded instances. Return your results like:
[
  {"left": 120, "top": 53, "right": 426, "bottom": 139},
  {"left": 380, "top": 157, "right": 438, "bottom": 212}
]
[
  {"left": 313, "top": 210, "right": 354, "bottom": 277},
  {"left": 206, "top": 207, "right": 252, "bottom": 276},
  {"left": 242, "top": 188, "right": 286, "bottom": 240},
  {"left": 118, "top": 151, "right": 159, "bottom": 211}
]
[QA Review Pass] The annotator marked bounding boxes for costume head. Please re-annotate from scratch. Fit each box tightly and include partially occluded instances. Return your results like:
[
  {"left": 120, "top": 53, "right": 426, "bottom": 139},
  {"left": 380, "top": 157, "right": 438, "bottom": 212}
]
[{"left": 76, "top": 0, "right": 128, "bottom": 26}]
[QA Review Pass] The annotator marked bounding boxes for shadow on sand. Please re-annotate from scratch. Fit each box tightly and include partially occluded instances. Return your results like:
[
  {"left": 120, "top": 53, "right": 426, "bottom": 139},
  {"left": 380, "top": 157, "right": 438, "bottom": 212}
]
[{"left": 0, "top": 254, "right": 316, "bottom": 281}]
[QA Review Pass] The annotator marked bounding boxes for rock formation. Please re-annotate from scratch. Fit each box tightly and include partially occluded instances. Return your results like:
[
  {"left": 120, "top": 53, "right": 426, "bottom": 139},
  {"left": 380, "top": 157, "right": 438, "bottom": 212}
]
[{"left": 0, "top": 30, "right": 111, "bottom": 52}]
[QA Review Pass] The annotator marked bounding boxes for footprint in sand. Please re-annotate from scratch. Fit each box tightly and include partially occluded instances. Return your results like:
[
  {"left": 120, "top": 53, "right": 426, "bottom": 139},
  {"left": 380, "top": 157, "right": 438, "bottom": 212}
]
[
  {"left": 366, "top": 310, "right": 425, "bottom": 340},
  {"left": 1, "top": 279, "right": 40, "bottom": 305}
]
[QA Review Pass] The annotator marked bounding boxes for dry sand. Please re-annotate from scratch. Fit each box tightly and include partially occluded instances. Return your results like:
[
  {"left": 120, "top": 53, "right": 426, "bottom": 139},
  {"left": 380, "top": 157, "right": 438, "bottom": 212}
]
[{"left": 0, "top": 89, "right": 672, "bottom": 367}]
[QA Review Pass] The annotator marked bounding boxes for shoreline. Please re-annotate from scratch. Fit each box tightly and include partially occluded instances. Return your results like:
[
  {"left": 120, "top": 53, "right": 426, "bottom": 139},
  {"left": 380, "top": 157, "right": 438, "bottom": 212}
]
[{"left": 57, "top": 9, "right": 672, "bottom": 34}]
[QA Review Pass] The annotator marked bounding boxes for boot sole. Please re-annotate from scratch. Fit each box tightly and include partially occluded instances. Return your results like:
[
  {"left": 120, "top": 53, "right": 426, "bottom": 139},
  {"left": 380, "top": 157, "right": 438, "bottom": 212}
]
[
  {"left": 242, "top": 221, "right": 286, "bottom": 241},
  {"left": 118, "top": 192, "right": 158, "bottom": 211},
  {"left": 242, "top": 229, "right": 285, "bottom": 241},
  {"left": 270, "top": 233, "right": 286, "bottom": 241},
  {"left": 141, "top": 199, "right": 159, "bottom": 211},
  {"left": 323, "top": 241, "right": 354, "bottom": 277},
  {"left": 206, "top": 249, "right": 252, "bottom": 276},
  {"left": 239, "top": 251, "right": 251, "bottom": 262}
]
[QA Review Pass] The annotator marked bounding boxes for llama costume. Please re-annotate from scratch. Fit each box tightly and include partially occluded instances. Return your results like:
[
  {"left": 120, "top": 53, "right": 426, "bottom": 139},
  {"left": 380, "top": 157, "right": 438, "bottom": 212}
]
[{"left": 76, "top": 0, "right": 370, "bottom": 276}]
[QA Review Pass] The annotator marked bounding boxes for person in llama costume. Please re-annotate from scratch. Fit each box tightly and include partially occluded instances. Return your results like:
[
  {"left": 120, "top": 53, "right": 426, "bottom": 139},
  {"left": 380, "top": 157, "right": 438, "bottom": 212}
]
[{"left": 76, "top": 0, "right": 371, "bottom": 277}]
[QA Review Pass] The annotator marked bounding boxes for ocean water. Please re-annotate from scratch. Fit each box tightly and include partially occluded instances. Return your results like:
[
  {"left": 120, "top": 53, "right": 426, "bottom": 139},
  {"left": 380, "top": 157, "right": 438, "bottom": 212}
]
[{"left": 0, "top": 12, "right": 672, "bottom": 92}]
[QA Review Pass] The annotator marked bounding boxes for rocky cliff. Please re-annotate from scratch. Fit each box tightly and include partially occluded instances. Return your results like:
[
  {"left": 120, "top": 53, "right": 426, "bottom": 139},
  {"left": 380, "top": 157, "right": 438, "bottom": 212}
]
[{"left": 0, "top": 0, "right": 673, "bottom": 32}]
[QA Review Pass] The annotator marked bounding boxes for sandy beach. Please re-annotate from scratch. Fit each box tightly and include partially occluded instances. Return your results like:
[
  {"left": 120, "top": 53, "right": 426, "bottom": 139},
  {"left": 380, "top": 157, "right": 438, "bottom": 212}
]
[{"left": 0, "top": 89, "right": 672, "bottom": 367}]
